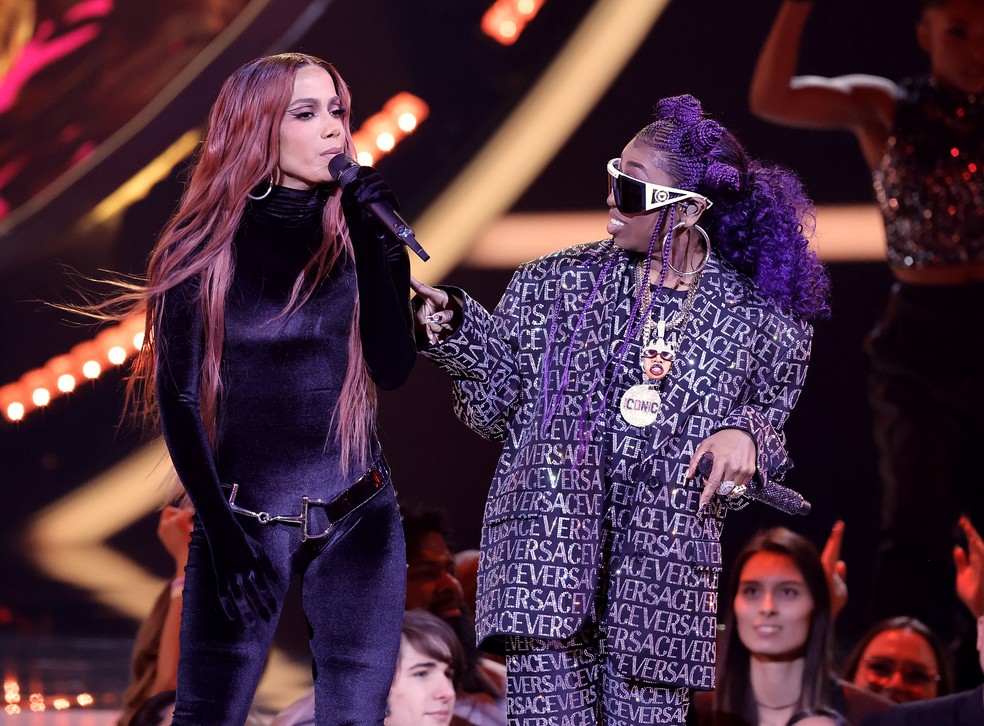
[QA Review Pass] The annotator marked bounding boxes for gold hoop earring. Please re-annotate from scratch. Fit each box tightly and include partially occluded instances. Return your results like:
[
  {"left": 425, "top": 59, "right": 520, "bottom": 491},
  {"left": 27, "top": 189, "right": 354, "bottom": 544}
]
[
  {"left": 663, "top": 223, "right": 711, "bottom": 276},
  {"left": 247, "top": 178, "right": 273, "bottom": 201}
]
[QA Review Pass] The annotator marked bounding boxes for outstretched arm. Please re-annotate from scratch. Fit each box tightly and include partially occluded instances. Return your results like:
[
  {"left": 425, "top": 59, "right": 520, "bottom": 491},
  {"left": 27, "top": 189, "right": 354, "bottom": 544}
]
[{"left": 749, "top": 0, "right": 897, "bottom": 167}]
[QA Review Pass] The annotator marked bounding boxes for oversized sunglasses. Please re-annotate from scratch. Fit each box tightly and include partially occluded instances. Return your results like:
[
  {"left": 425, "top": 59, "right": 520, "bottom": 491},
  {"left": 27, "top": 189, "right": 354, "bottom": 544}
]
[{"left": 607, "top": 158, "right": 712, "bottom": 214}]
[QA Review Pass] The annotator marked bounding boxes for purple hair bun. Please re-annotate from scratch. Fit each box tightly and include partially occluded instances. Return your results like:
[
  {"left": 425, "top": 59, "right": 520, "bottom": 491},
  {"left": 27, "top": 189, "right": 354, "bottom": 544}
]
[
  {"left": 705, "top": 160, "right": 741, "bottom": 192},
  {"left": 655, "top": 94, "right": 703, "bottom": 125},
  {"left": 689, "top": 119, "right": 723, "bottom": 152}
]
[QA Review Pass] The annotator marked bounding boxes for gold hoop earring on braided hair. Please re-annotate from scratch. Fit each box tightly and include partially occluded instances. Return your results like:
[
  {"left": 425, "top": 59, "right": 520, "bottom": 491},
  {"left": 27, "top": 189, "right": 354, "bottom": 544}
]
[
  {"left": 663, "top": 222, "right": 711, "bottom": 276},
  {"left": 247, "top": 178, "right": 273, "bottom": 201}
]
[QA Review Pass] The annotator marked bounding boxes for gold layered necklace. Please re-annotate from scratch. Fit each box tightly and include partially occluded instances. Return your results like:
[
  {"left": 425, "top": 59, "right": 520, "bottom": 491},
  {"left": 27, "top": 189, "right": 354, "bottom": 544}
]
[{"left": 618, "top": 262, "right": 702, "bottom": 427}]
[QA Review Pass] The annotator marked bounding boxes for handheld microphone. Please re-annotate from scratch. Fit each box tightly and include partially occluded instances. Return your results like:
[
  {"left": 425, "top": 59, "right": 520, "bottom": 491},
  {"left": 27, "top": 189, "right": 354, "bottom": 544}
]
[
  {"left": 328, "top": 154, "right": 430, "bottom": 261},
  {"left": 696, "top": 452, "right": 811, "bottom": 516}
]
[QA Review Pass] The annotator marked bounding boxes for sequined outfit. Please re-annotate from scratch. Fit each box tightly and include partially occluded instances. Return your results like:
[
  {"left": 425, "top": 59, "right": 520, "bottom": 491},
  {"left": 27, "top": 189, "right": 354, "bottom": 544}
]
[
  {"left": 873, "top": 75, "right": 984, "bottom": 269},
  {"left": 867, "top": 77, "right": 984, "bottom": 640},
  {"left": 422, "top": 241, "right": 814, "bottom": 724}
]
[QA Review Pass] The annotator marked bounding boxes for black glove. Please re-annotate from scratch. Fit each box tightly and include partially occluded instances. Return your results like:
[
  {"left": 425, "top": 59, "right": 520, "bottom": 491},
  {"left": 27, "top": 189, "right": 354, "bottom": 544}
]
[
  {"left": 340, "top": 164, "right": 401, "bottom": 238},
  {"left": 340, "top": 165, "right": 416, "bottom": 388},
  {"left": 204, "top": 515, "right": 280, "bottom": 624}
]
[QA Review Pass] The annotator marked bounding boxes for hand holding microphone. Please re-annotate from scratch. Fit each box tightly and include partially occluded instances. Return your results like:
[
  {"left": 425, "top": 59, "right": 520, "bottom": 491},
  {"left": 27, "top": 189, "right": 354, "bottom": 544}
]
[
  {"left": 329, "top": 154, "right": 430, "bottom": 261},
  {"left": 696, "top": 451, "right": 811, "bottom": 516}
]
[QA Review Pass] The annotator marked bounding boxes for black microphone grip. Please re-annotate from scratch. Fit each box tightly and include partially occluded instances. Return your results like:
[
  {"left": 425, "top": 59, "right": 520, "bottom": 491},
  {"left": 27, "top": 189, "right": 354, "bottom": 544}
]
[
  {"left": 696, "top": 452, "right": 811, "bottom": 516},
  {"left": 328, "top": 154, "right": 430, "bottom": 261}
]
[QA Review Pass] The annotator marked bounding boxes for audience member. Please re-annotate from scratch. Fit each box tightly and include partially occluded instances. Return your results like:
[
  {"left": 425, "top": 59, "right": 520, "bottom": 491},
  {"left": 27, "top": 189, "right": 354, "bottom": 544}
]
[
  {"left": 386, "top": 610, "right": 462, "bottom": 726},
  {"left": 272, "top": 610, "right": 463, "bottom": 726},
  {"left": 842, "top": 617, "right": 953, "bottom": 704},
  {"left": 694, "top": 527, "right": 891, "bottom": 726},
  {"left": 402, "top": 507, "right": 506, "bottom": 725},
  {"left": 869, "top": 616, "right": 984, "bottom": 724},
  {"left": 117, "top": 504, "right": 193, "bottom": 726}
]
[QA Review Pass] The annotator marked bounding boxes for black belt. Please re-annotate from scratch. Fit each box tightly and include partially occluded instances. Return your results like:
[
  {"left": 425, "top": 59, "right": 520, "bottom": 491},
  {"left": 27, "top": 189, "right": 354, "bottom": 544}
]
[{"left": 225, "top": 459, "right": 390, "bottom": 541}]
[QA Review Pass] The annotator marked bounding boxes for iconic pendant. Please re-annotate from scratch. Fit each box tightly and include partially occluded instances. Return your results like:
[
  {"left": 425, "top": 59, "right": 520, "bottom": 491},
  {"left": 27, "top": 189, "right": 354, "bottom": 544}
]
[{"left": 620, "top": 384, "right": 661, "bottom": 427}]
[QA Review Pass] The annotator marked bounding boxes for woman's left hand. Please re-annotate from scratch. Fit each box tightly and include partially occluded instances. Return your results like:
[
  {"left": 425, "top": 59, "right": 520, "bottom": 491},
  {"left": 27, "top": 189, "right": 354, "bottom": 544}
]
[{"left": 687, "top": 428, "right": 757, "bottom": 511}]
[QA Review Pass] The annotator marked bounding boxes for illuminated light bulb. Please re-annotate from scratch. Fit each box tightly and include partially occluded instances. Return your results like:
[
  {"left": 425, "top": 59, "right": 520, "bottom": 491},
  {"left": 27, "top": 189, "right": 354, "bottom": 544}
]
[
  {"left": 108, "top": 346, "right": 127, "bottom": 365},
  {"left": 57, "top": 374, "right": 76, "bottom": 393},
  {"left": 133, "top": 331, "right": 145, "bottom": 349},
  {"left": 356, "top": 150, "right": 374, "bottom": 166},
  {"left": 82, "top": 360, "right": 102, "bottom": 379},
  {"left": 53, "top": 698, "right": 70, "bottom": 710},
  {"left": 375, "top": 132, "right": 395, "bottom": 152},
  {"left": 499, "top": 20, "right": 518, "bottom": 39},
  {"left": 5, "top": 402, "right": 24, "bottom": 422},
  {"left": 77, "top": 693, "right": 94, "bottom": 707},
  {"left": 5, "top": 704, "right": 19, "bottom": 715},
  {"left": 397, "top": 113, "right": 417, "bottom": 132},
  {"left": 518, "top": 0, "right": 535, "bottom": 14},
  {"left": 29, "top": 693, "right": 44, "bottom": 712},
  {"left": 32, "top": 388, "right": 51, "bottom": 407}
]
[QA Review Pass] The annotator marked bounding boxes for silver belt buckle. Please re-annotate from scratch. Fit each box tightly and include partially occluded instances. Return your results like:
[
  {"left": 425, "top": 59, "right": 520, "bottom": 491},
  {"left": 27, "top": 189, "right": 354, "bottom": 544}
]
[{"left": 300, "top": 496, "right": 333, "bottom": 542}]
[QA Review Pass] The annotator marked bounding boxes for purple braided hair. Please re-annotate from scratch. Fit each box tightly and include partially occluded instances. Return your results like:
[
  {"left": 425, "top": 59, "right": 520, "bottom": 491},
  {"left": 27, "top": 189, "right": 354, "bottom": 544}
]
[
  {"left": 638, "top": 94, "right": 830, "bottom": 320},
  {"left": 539, "top": 95, "right": 830, "bottom": 457}
]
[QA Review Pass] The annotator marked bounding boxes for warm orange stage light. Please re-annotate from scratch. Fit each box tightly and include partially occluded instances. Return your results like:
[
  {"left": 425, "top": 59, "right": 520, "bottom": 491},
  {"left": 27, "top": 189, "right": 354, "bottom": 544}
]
[
  {"left": 352, "top": 92, "right": 429, "bottom": 167},
  {"left": 482, "top": 0, "right": 548, "bottom": 45}
]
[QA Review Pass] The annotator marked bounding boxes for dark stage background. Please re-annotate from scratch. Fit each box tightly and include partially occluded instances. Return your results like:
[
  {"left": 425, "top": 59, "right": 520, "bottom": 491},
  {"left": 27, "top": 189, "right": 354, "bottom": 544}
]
[{"left": 0, "top": 0, "right": 932, "bottom": 713}]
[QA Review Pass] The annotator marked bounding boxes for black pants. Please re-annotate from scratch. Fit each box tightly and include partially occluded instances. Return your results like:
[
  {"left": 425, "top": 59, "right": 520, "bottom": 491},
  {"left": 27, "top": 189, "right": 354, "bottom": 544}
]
[
  {"left": 172, "top": 482, "right": 406, "bottom": 726},
  {"left": 867, "top": 282, "right": 984, "bottom": 647}
]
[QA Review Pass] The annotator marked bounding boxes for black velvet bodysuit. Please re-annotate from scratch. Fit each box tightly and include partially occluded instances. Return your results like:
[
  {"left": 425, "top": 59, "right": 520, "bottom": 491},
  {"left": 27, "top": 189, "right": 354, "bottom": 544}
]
[
  {"left": 157, "top": 185, "right": 415, "bottom": 726},
  {"left": 158, "top": 185, "right": 414, "bottom": 517}
]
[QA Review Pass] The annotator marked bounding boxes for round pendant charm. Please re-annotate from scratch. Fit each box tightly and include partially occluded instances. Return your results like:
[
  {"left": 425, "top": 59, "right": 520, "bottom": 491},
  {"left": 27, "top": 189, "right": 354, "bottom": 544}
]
[{"left": 620, "top": 384, "right": 661, "bottom": 427}]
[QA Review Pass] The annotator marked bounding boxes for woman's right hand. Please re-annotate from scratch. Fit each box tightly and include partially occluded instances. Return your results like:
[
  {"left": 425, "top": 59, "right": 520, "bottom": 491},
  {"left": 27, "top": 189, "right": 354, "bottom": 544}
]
[
  {"left": 409, "top": 275, "right": 461, "bottom": 346},
  {"left": 207, "top": 521, "right": 280, "bottom": 624}
]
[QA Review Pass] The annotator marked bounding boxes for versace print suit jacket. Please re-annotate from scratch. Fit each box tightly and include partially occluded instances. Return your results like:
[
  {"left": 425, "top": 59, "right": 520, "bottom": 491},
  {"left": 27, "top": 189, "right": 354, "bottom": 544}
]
[{"left": 421, "top": 241, "right": 813, "bottom": 690}]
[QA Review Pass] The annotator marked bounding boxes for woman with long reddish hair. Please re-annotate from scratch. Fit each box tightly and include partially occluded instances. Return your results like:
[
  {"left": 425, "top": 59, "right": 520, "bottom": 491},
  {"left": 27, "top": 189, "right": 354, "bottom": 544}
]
[{"left": 120, "top": 52, "right": 415, "bottom": 724}]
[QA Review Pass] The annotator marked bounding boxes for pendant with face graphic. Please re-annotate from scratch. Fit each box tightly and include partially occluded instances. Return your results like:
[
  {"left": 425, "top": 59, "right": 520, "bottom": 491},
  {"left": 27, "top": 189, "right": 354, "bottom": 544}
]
[{"left": 641, "top": 320, "right": 674, "bottom": 382}]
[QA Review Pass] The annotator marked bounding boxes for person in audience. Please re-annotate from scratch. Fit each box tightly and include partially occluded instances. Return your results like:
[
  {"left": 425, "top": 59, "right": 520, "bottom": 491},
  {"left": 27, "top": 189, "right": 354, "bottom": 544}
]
[
  {"left": 386, "top": 610, "right": 463, "bottom": 726},
  {"left": 841, "top": 617, "right": 953, "bottom": 704},
  {"left": 868, "top": 615, "right": 984, "bottom": 724},
  {"left": 694, "top": 527, "right": 891, "bottom": 726},
  {"left": 118, "top": 503, "right": 193, "bottom": 726},
  {"left": 272, "top": 609, "right": 462, "bottom": 726},
  {"left": 401, "top": 506, "right": 507, "bottom": 726}
]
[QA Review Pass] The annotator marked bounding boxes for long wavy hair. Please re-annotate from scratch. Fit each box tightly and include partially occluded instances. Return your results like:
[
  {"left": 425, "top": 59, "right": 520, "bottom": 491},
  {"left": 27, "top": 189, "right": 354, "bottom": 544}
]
[
  {"left": 113, "top": 53, "right": 373, "bottom": 472},
  {"left": 637, "top": 94, "right": 830, "bottom": 320},
  {"left": 713, "top": 527, "right": 833, "bottom": 725}
]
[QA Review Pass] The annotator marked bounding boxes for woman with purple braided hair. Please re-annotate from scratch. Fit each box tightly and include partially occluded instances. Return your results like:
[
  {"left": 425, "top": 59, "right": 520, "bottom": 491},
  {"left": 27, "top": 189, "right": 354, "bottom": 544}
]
[
  {"left": 410, "top": 94, "right": 828, "bottom": 725},
  {"left": 750, "top": 0, "right": 984, "bottom": 656}
]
